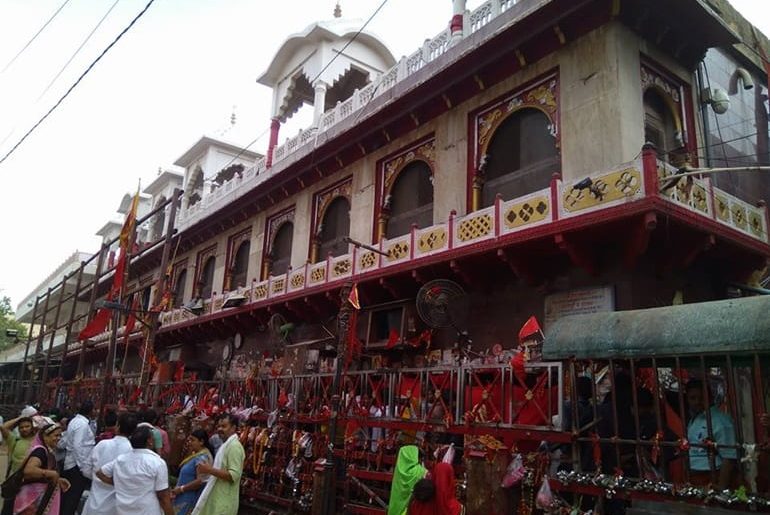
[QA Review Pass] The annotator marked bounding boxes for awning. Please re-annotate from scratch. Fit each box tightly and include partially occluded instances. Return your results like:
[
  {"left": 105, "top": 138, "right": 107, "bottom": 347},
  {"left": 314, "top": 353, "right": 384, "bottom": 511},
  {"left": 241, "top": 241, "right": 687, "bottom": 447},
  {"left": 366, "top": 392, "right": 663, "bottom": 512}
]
[{"left": 543, "top": 295, "right": 770, "bottom": 360}]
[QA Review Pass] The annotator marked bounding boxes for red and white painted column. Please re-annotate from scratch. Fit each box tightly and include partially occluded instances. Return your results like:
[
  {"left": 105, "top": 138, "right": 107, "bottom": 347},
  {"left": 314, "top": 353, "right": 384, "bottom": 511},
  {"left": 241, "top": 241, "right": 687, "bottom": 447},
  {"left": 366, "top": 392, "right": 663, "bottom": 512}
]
[
  {"left": 450, "top": 0, "right": 466, "bottom": 45},
  {"left": 266, "top": 116, "right": 281, "bottom": 168}
]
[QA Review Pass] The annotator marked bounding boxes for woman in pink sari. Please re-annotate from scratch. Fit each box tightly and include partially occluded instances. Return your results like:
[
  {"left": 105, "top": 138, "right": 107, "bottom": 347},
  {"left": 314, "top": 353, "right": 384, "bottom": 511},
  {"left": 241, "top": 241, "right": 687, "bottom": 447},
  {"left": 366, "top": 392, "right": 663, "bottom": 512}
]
[{"left": 14, "top": 423, "right": 71, "bottom": 515}]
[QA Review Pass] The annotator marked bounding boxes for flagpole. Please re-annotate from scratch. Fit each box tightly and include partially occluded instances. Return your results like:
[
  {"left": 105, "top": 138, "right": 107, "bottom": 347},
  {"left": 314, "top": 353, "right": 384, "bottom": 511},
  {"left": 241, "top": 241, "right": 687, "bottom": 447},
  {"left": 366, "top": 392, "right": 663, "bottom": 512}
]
[
  {"left": 101, "top": 189, "right": 138, "bottom": 414},
  {"left": 139, "top": 188, "right": 181, "bottom": 401}
]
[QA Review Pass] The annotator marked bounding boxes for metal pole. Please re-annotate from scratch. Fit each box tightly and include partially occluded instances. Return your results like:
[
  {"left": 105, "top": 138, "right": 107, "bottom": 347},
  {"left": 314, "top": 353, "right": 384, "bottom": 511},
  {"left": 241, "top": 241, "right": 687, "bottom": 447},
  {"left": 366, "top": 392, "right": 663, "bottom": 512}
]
[
  {"left": 16, "top": 295, "right": 39, "bottom": 402},
  {"left": 58, "top": 261, "right": 86, "bottom": 380},
  {"left": 102, "top": 220, "right": 135, "bottom": 411},
  {"left": 323, "top": 282, "right": 353, "bottom": 515},
  {"left": 25, "top": 288, "right": 52, "bottom": 403},
  {"left": 78, "top": 244, "right": 108, "bottom": 377},
  {"left": 139, "top": 189, "right": 180, "bottom": 392},
  {"left": 40, "top": 273, "right": 69, "bottom": 392}
]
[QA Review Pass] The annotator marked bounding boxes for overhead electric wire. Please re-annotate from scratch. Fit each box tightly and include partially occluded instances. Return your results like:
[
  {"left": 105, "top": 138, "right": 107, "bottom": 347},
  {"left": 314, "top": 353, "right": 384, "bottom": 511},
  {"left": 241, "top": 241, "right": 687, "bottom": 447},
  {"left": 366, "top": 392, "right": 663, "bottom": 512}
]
[
  {"left": 1, "top": 0, "right": 73, "bottom": 75},
  {"left": 219, "top": 0, "right": 390, "bottom": 171},
  {"left": 37, "top": 0, "right": 122, "bottom": 101},
  {"left": 0, "top": 0, "right": 156, "bottom": 167}
]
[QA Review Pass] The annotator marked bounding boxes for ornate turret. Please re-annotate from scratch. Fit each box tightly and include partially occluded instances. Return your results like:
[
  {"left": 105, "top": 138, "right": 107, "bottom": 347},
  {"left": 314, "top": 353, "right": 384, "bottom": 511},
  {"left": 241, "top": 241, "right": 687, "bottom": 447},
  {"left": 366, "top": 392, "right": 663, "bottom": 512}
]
[{"left": 258, "top": 8, "right": 396, "bottom": 165}]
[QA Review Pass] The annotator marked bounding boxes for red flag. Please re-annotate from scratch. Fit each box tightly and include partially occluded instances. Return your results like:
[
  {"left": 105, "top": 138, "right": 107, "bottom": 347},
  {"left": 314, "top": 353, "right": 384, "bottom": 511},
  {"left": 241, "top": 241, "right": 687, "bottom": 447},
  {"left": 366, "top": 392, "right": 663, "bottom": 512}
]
[
  {"left": 385, "top": 328, "right": 400, "bottom": 349},
  {"left": 347, "top": 283, "right": 361, "bottom": 310},
  {"left": 518, "top": 315, "right": 543, "bottom": 343},
  {"left": 78, "top": 308, "right": 112, "bottom": 340},
  {"left": 122, "top": 294, "right": 141, "bottom": 347}
]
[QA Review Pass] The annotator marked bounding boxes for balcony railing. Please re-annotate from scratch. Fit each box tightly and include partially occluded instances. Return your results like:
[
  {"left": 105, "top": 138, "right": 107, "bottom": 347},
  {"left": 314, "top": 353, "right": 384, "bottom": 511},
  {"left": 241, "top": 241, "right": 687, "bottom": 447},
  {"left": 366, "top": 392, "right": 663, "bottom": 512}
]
[
  {"left": 175, "top": 0, "right": 524, "bottom": 232},
  {"left": 158, "top": 153, "right": 769, "bottom": 331}
]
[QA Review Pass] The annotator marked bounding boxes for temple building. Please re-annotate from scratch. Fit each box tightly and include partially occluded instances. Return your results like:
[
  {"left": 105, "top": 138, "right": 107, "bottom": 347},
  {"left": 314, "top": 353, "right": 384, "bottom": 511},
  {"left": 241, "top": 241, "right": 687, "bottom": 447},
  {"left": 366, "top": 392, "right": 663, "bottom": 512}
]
[{"left": 9, "top": 0, "right": 770, "bottom": 512}]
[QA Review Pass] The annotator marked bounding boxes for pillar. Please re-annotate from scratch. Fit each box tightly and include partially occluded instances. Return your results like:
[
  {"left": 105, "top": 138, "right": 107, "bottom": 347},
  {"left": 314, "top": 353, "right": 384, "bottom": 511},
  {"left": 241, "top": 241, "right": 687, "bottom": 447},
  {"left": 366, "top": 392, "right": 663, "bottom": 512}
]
[
  {"left": 266, "top": 117, "right": 281, "bottom": 168},
  {"left": 313, "top": 81, "right": 328, "bottom": 128},
  {"left": 450, "top": 0, "right": 466, "bottom": 45},
  {"left": 261, "top": 255, "right": 273, "bottom": 282}
]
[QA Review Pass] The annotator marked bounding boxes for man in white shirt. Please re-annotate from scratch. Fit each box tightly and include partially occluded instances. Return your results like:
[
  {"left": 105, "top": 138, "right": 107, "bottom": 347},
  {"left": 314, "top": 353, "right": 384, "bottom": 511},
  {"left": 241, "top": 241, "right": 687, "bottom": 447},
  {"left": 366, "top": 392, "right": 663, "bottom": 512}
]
[
  {"left": 96, "top": 426, "right": 174, "bottom": 515},
  {"left": 61, "top": 400, "right": 96, "bottom": 515},
  {"left": 82, "top": 413, "right": 137, "bottom": 515}
]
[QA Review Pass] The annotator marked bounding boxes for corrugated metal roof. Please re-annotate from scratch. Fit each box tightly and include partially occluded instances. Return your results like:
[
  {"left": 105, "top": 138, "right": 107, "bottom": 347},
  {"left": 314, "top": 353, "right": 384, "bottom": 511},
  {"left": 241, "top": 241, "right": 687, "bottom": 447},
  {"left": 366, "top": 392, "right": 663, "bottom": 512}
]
[{"left": 543, "top": 296, "right": 770, "bottom": 359}]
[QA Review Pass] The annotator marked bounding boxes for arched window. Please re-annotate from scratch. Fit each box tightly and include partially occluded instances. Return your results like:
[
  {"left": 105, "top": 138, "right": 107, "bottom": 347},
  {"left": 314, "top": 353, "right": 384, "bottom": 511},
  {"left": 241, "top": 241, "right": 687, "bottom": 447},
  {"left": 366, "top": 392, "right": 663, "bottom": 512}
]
[
  {"left": 173, "top": 269, "right": 187, "bottom": 307},
  {"left": 385, "top": 161, "right": 433, "bottom": 239},
  {"left": 230, "top": 241, "right": 250, "bottom": 289},
  {"left": 270, "top": 222, "right": 294, "bottom": 275},
  {"left": 198, "top": 256, "right": 216, "bottom": 298},
  {"left": 318, "top": 197, "right": 351, "bottom": 259},
  {"left": 151, "top": 198, "right": 166, "bottom": 241},
  {"left": 482, "top": 108, "right": 559, "bottom": 207},
  {"left": 643, "top": 89, "right": 680, "bottom": 158}
]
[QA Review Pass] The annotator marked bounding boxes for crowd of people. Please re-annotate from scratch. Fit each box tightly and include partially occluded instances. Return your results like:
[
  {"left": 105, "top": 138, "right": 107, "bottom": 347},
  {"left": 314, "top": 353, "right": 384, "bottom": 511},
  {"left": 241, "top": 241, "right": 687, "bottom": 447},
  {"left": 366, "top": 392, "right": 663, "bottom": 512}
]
[{"left": 0, "top": 402, "right": 245, "bottom": 515}]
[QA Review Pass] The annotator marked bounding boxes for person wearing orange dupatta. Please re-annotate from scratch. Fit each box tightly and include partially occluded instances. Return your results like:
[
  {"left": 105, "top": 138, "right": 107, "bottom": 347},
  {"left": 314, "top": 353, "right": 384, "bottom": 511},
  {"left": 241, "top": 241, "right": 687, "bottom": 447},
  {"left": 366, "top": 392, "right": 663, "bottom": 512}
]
[{"left": 408, "top": 462, "right": 464, "bottom": 515}]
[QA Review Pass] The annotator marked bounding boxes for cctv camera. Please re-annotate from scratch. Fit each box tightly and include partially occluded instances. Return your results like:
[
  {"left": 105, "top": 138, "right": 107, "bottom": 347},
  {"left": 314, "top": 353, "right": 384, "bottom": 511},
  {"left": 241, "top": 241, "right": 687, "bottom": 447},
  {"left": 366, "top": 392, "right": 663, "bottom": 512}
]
[{"left": 710, "top": 88, "right": 730, "bottom": 114}]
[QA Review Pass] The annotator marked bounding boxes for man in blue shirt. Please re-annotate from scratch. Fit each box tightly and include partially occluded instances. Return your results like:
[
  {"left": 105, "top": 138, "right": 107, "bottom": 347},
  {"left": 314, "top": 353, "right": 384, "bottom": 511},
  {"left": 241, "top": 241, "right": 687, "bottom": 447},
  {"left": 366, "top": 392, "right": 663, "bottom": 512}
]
[{"left": 685, "top": 379, "right": 737, "bottom": 489}]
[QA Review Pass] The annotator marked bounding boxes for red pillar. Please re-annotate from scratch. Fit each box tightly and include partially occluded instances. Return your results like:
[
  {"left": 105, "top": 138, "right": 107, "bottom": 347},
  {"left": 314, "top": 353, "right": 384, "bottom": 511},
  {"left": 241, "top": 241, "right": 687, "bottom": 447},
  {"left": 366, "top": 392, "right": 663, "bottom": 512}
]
[{"left": 266, "top": 117, "right": 281, "bottom": 168}]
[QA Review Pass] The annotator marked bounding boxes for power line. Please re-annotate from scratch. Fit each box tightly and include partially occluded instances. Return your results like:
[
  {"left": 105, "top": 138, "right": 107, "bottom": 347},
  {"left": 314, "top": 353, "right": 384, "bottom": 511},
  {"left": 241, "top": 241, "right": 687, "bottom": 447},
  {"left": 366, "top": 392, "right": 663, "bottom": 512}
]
[
  {"left": 37, "top": 0, "right": 122, "bottom": 101},
  {"left": 1, "top": 0, "right": 73, "bottom": 75},
  {"left": 0, "top": 0, "right": 157, "bottom": 168}
]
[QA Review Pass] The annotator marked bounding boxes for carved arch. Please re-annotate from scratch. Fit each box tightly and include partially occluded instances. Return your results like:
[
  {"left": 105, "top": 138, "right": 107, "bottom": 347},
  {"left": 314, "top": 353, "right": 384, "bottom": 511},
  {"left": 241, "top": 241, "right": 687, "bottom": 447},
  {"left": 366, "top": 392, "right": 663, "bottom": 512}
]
[
  {"left": 311, "top": 177, "right": 352, "bottom": 262},
  {"left": 471, "top": 72, "right": 560, "bottom": 211},
  {"left": 375, "top": 136, "right": 436, "bottom": 241}
]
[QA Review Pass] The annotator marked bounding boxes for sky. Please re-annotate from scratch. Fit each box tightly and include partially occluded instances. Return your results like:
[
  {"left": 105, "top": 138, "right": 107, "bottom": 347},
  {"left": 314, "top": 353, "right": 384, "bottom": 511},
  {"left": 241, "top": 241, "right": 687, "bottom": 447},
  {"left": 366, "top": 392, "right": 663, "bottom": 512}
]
[{"left": 0, "top": 0, "right": 768, "bottom": 311}]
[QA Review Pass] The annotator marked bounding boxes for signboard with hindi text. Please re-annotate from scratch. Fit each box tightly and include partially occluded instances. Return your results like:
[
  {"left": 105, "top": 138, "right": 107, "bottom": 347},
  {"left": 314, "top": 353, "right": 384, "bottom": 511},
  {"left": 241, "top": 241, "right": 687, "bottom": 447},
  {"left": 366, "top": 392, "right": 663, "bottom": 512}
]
[{"left": 544, "top": 286, "right": 615, "bottom": 328}]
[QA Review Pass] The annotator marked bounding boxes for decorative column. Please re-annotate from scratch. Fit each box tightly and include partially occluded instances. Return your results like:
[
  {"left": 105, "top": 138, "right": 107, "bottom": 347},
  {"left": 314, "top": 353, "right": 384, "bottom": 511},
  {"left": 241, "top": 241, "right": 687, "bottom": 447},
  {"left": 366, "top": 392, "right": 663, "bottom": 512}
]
[
  {"left": 266, "top": 117, "right": 281, "bottom": 168},
  {"left": 310, "top": 233, "right": 321, "bottom": 264},
  {"left": 472, "top": 153, "right": 489, "bottom": 212},
  {"left": 377, "top": 212, "right": 389, "bottom": 242},
  {"left": 450, "top": 0, "right": 466, "bottom": 45},
  {"left": 313, "top": 81, "right": 328, "bottom": 128},
  {"left": 261, "top": 254, "right": 273, "bottom": 281}
]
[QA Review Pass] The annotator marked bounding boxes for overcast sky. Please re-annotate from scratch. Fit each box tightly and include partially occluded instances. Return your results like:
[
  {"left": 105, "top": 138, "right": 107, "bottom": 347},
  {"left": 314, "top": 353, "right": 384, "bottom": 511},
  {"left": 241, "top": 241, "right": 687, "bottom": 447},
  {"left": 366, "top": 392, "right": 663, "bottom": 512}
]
[{"left": 0, "top": 0, "right": 768, "bottom": 310}]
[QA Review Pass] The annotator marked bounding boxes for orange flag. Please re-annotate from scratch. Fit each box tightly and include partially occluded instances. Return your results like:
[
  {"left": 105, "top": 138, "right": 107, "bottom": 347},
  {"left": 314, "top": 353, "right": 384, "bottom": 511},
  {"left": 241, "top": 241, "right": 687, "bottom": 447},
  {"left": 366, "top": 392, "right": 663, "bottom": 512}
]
[{"left": 78, "top": 190, "right": 139, "bottom": 341}]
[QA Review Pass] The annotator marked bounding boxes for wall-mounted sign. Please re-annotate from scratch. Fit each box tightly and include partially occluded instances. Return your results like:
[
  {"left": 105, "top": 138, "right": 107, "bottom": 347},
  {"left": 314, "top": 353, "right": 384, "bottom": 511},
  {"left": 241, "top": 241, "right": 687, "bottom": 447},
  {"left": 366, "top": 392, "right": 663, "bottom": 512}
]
[{"left": 544, "top": 286, "right": 615, "bottom": 328}]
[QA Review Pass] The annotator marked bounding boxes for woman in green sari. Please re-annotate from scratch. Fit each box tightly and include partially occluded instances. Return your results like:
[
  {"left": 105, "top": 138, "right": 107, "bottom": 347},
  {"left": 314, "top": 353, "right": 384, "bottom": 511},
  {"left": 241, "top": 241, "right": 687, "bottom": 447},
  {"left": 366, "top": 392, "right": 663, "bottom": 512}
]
[{"left": 388, "top": 445, "right": 426, "bottom": 515}]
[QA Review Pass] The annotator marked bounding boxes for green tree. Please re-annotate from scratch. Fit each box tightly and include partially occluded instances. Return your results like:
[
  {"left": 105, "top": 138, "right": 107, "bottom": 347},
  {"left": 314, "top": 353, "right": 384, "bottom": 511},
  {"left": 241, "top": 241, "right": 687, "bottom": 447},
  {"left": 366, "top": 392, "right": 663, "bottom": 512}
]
[{"left": 0, "top": 296, "right": 27, "bottom": 350}]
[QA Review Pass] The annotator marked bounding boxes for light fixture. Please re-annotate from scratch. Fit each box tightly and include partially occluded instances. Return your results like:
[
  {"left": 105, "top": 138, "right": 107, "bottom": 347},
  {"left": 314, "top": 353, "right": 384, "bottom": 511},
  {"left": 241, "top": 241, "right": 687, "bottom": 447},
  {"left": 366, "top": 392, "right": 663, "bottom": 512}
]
[{"left": 221, "top": 292, "right": 247, "bottom": 309}]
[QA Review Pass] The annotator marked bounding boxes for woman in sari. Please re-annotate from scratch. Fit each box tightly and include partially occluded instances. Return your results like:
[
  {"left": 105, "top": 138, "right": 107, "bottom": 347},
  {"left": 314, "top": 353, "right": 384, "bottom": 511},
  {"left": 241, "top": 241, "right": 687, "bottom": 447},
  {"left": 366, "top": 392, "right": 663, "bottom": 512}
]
[
  {"left": 388, "top": 445, "right": 426, "bottom": 515},
  {"left": 172, "top": 429, "right": 213, "bottom": 515},
  {"left": 408, "top": 462, "right": 464, "bottom": 515},
  {"left": 14, "top": 423, "right": 70, "bottom": 515}
]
